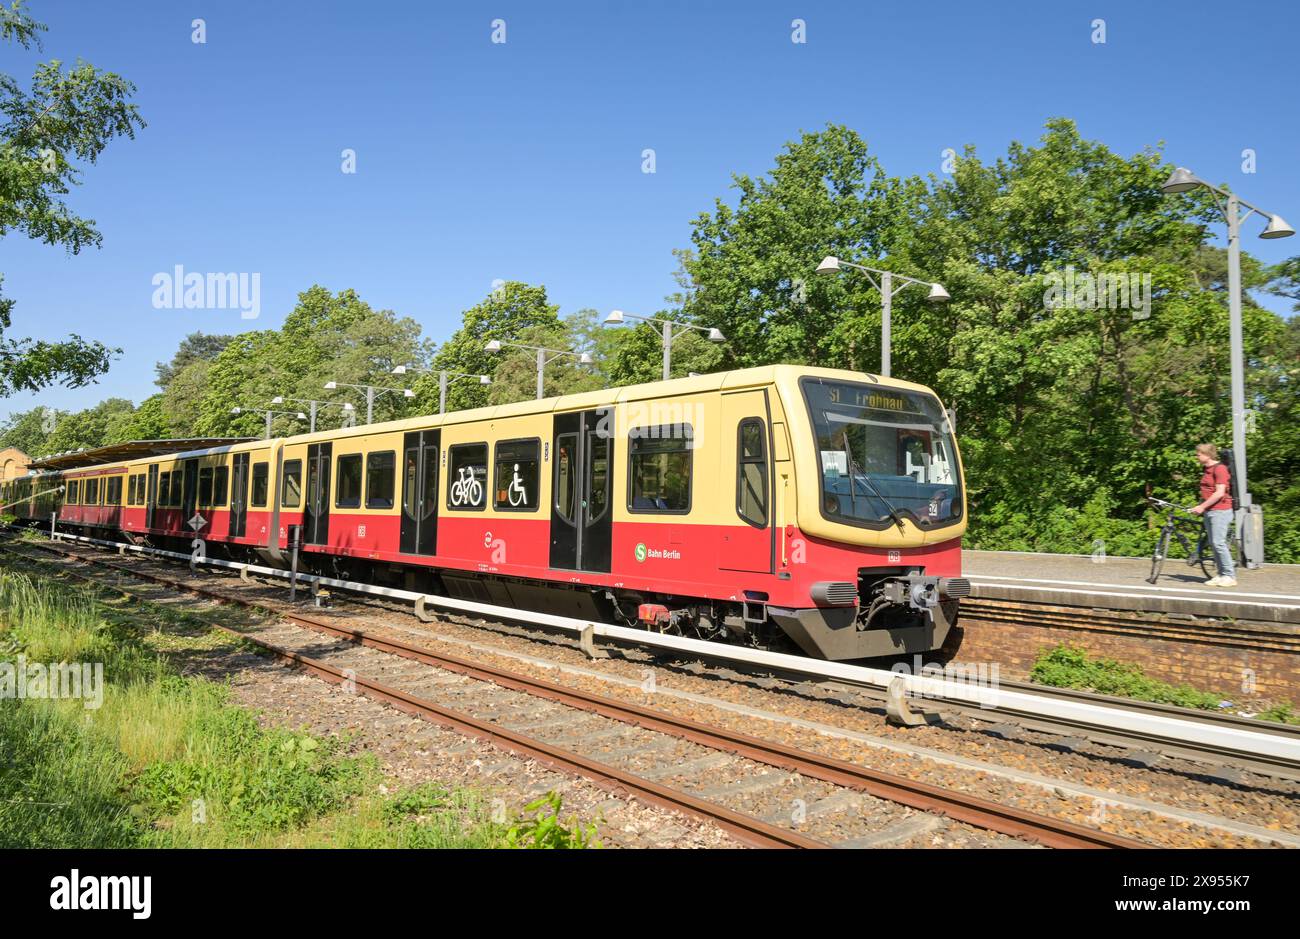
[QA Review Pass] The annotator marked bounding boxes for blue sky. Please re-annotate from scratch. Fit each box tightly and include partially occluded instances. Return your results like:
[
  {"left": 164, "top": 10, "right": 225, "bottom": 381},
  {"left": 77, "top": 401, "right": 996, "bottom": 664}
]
[{"left": 4, "top": 0, "right": 1298, "bottom": 417}]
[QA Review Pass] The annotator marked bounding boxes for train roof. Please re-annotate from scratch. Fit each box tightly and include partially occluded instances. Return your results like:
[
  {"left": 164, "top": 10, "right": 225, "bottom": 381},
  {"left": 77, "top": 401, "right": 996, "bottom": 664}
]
[
  {"left": 19, "top": 365, "right": 941, "bottom": 471},
  {"left": 281, "top": 364, "right": 940, "bottom": 445},
  {"left": 26, "top": 438, "right": 254, "bottom": 472}
]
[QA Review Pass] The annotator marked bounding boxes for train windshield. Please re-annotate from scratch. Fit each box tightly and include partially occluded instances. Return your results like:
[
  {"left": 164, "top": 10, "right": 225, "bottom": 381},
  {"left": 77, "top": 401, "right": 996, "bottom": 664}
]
[{"left": 801, "top": 377, "right": 963, "bottom": 529}]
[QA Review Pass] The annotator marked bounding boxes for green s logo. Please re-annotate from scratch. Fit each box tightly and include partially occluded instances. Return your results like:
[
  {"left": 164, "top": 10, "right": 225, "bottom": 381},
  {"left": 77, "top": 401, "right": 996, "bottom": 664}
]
[{"left": 634, "top": 543, "right": 647, "bottom": 563}]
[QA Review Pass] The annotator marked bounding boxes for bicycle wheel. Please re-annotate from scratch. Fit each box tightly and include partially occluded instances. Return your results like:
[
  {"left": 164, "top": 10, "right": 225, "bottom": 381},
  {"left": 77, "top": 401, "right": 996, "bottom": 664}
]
[
  {"left": 1192, "top": 529, "right": 1213, "bottom": 580},
  {"left": 1147, "top": 529, "right": 1170, "bottom": 584}
]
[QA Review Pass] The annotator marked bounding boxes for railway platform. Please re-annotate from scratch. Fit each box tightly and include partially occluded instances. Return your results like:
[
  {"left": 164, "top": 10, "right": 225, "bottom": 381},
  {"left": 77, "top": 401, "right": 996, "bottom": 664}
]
[
  {"left": 963, "top": 550, "right": 1300, "bottom": 625},
  {"left": 953, "top": 550, "right": 1300, "bottom": 701}
]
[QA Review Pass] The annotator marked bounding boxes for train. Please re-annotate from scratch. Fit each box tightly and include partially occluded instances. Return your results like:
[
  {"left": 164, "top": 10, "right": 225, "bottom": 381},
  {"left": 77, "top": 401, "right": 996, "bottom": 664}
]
[{"left": 2, "top": 365, "right": 970, "bottom": 660}]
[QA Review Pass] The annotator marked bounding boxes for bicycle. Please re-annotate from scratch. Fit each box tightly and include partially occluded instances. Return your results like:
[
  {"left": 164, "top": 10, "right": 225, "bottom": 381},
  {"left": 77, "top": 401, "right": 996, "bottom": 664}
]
[{"left": 1145, "top": 497, "right": 1213, "bottom": 585}]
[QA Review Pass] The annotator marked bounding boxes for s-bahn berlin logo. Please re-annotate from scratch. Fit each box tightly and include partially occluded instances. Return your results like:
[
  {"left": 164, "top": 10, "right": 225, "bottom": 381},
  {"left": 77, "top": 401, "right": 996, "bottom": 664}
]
[{"left": 634, "top": 543, "right": 647, "bottom": 562}]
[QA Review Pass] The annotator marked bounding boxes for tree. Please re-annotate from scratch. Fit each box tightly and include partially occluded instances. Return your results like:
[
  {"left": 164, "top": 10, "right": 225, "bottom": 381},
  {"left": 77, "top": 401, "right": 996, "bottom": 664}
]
[
  {"left": 0, "top": 1, "right": 144, "bottom": 395},
  {"left": 193, "top": 286, "right": 427, "bottom": 437},
  {"left": 154, "top": 332, "right": 232, "bottom": 387},
  {"left": 419, "top": 282, "right": 563, "bottom": 412}
]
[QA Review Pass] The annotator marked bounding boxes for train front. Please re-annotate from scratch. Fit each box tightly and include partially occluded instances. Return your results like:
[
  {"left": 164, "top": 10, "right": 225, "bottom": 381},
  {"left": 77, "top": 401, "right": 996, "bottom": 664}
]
[{"left": 770, "top": 369, "right": 970, "bottom": 660}]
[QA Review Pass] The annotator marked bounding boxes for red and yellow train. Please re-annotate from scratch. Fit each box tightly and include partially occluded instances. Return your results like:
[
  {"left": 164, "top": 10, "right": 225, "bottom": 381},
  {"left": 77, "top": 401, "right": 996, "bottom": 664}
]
[{"left": 4, "top": 365, "right": 969, "bottom": 659}]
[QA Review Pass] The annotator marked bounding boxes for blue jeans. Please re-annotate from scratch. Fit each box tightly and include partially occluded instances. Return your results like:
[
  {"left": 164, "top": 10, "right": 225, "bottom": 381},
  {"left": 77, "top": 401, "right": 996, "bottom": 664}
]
[{"left": 1205, "top": 509, "right": 1235, "bottom": 578}]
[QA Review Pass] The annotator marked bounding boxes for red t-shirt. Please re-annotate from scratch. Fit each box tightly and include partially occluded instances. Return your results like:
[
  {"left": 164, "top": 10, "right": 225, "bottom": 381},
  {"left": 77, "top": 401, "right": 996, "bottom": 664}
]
[{"left": 1200, "top": 462, "right": 1233, "bottom": 511}]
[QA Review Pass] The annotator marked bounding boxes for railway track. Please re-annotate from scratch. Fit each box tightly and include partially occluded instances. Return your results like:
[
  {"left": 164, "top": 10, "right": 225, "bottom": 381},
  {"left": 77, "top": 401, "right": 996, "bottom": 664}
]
[{"left": 0, "top": 534, "right": 1144, "bottom": 849}]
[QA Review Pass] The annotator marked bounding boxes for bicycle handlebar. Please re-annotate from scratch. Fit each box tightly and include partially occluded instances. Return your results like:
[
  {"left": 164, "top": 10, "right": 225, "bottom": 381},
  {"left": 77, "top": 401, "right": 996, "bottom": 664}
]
[{"left": 1146, "top": 496, "right": 1199, "bottom": 515}]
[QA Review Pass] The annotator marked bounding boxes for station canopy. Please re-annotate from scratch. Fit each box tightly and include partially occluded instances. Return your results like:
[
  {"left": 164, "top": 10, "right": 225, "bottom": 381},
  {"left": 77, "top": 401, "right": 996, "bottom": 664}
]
[{"left": 27, "top": 438, "right": 253, "bottom": 472}]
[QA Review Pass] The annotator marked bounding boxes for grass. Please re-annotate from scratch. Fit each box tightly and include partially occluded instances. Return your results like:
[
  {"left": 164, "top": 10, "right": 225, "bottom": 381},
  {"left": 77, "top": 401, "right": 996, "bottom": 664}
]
[
  {"left": 0, "top": 558, "right": 597, "bottom": 848},
  {"left": 1029, "top": 643, "right": 1300, "bottom": 724}
]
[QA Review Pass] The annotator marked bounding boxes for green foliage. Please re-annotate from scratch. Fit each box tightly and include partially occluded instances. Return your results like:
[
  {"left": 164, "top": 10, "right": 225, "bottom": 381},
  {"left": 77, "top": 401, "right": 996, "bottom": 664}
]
[
  {"left": 504, "top": 791, "right": 601, "bottom": 849},
  {"left": 1029, "top": 644, "right": 1223, "bottom": 711},
  {"left": 1256, "top": 701, "right": 1300, "bottom": 726},
  {"left": 0, "top": 563, "right": 501, "bottom": 848},
  {"left": 132, "top": 704, "right": 369, "bottom": 836},
  {"left": 0, "top": 0, "right": 142, "bottom": 395}
]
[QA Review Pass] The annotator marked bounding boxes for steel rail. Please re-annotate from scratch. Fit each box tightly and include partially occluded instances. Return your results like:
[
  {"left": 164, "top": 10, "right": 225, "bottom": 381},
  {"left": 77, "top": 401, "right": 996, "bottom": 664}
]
[
  {"left": 19, "top": 529, "right": 1300, "bottom": 776},
  {"left": 6, "top": 537, "right": 1142, "bottom": 848}
]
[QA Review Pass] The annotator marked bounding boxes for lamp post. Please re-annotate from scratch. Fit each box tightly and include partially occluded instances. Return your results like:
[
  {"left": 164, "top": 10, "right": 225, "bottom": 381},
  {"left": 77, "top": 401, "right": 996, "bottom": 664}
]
[
  {"left": 231, "top": 406, "right": 307, "bottom": 440},
  {"left": 1160, "top": 167, "right": 1294, "bottom": 569},
  {"left": 323, "top": 381, "right": 415, "bottom": 425},
  {"left": 484, "top": 340, "right": 592, "bottom": 399},
  {"left": 270, "top": 396, "right": 356, "bottom": 433},
  {"left": 814, "top": 256, "right": 949, "bottom": 378},
  {"left": 392, "top": 365, "right": 491, "bottom": 415},
  {"left": 602, "top": 310, "right": 725, "bottom": 380}
]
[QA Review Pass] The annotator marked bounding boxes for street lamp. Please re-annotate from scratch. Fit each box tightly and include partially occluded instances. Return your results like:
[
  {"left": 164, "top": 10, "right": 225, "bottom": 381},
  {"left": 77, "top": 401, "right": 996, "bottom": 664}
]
[
  {"left": 601, "top": 310, "right": 725, "bottom": 381},
  {"left": 392, "top": 364, "right": 491, "bottom": 415},
  {"left": 270, "top": 396, "right": 356, "bottom": 433},
  {"left": 231, "top": 406, "right": 307, "bottom": 440},
  {"left": 484, "top": 340, "right": 592, "bottom": 399},
  {"left": 323, "top": 381, "right": 415, "bottom": 425},
  {"left": 1160, "top": 166, "right": 1294, "bottom": 568},
  {"left": 815, "top": 256, "right": 949, "bottom": 378}
]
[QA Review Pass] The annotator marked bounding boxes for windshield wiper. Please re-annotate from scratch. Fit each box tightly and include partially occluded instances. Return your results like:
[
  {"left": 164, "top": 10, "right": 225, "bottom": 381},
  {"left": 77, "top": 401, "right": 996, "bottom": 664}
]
[
  {"left": 839, "top": 429, "right": 906, "bottom": 532},
  {"left": 839, "top": 430, "right": 858, "bottom": 517}
]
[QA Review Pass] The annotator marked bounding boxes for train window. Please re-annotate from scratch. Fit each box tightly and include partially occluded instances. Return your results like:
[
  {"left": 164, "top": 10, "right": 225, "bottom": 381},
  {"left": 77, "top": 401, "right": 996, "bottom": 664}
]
[
  {"left": 282, "top": 460, "right": 302, "bottom": 508},
  {"left": 335, "top": 454, "right": 362, "bottom": 508},
  {"left": 365, "top": 451, "right": 395, "bottom": 509},
  {"left": 554, "top": 434, "right": 577, "bottom": 523},
  {"left": 213, "top": 466, "right": 228, "bottom": 507},
  {"left": 67, "top": 479, "right": 79, "bottom": 504},
  {"left": 126, "top": 476, "right": 135, "bottom": 505},
  {"left": 251, "top": 462, "right": 269, "bottom": 507},
  {"left": 198, "top": 467, "right": 214, "bottom": 507},
  {"left": 171, "top": 470, "right": 185, "bottom": 506},
  {"left": 158, "top": 472, "right": 170, "bottom": 507},
  {"left": 628, "top": 424, "right": 693, "bottom": 514},
  {"left": 587, "top": 432, "right": 609, "bottom": 522},
  {"left": 106, "top": 477, "right": 122, "bottom": 506},
  {"left": 736, "top": 418, "right": 768, "bottom": 527},
  {"left": 446, "top": 444, "right": 487, "bottom": 511},
  {"left": 493, "top": 438, "right": 539, "bottom": 511},
  {"left": 85, "top": 478, "right": 99, "bottom": 505}
]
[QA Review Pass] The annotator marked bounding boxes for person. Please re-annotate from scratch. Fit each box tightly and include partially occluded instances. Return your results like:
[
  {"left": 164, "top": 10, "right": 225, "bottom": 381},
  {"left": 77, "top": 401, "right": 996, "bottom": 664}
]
[{"left": 1190, "top": 443, "right": 1236, "bottom": 587}]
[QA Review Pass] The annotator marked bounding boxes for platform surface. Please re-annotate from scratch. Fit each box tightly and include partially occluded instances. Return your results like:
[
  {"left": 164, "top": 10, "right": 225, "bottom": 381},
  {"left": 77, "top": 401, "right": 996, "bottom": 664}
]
[{"left": 961, "top": 550, "right": 1300, "bottom": 625}]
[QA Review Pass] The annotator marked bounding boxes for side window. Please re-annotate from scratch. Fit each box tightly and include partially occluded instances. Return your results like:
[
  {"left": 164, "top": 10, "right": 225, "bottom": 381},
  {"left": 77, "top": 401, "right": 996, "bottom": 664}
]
[
  {"left": 588, "top": 432, "right": 610, "bottom": 522},
  {"left": 213, "top": 466, "right": 228, "bottom": 507},
  {"left": 494, "top": 438, "right": 539, "bottom": 511},
  {"left": 736, "top": 418, "right": 768, "bottom": 527},
  {"left": 68, "top": 479, "right": 79, "bottom": 504},
  {"left": 85, "top": 477, "right": 99, "bottom": 504},
  {"left": 446, "top": 443, "right": 487, "bottom": 510},
  {"left": 106, "top": 477, "right": 122, "bottom": 505},
  {"left": 171, "top": 470, "right": 184, "bottom": 506},
  {"left": 251, "top": 462, "right": 269, "bottom": 507},
  {"left": 628, "top": 424, "right": 693, "bottom": 513},
  {"left": 335, "top": 454, "right": 362, "bottom": 508},
  {"left": 158, "top": 472, "right": 170, "bottom": 507},
  {"left": 554, "top": 434, "right": 577, "bottom": 522},
  {"left": 198, "top": 467, "right": 214, "bottom": 507},
  {"left": 282, "top": 460, "right": 302, "bottom": 508},
  {"left": 365, "top": 451, "right": 395, "bottom": 509}
]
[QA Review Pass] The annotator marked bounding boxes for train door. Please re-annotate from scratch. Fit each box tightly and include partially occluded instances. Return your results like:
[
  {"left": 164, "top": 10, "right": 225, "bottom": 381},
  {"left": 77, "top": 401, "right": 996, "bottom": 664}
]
[
  {"left": 719, "top": 390, "right": 773, "bottom": 574},
  {"left": 230, "top": 452, "right": 249, "bottom": 538},
  {"left": 181, "top": 459, "right": 199, "bottom": 526},
  {"left": 399, "top": 430, "right": 440, "bottom": 555},
  {"left": 304, "top": 442, "right": 332, "bottom": 545},
  {"left": 549, "top": 408, "right": 613, "bottom": 573},
  {"left": 146, "top": 464, "right": 158, "bottom": 529}
]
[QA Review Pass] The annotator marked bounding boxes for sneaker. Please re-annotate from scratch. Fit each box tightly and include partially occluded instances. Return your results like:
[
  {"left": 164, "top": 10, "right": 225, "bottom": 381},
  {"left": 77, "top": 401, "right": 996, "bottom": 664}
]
[
  {"left": 1204, "top": 576, "right": 1223, "bottom": 586},
  {"left": 1217, "top": 577, "right": 1237, "bottom": 588}
]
